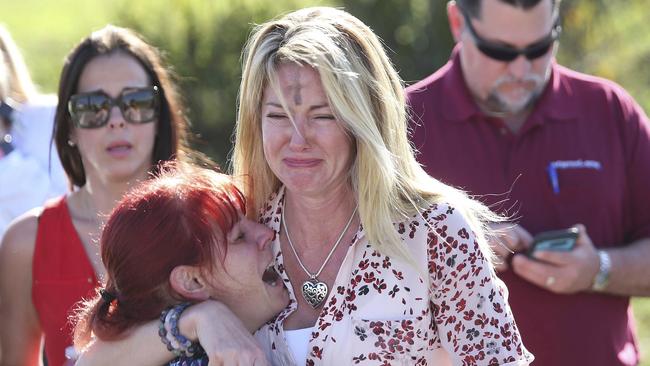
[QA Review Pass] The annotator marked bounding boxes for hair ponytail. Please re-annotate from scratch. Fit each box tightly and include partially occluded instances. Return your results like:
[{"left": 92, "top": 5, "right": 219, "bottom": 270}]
[{"left": 72, "top": 283, "right": 120, "bottom": 349}]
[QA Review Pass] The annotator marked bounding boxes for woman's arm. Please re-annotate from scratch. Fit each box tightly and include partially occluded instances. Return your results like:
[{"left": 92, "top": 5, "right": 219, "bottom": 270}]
[
  {"left": 76, "top": 320, "right": 171, "bottom": 366},
  {"left": 76, "top": 301, "right": 268, "bottom": 366},
  {"left": 427, "top": 204, "right": 534, "bottom": 365},
  {"left": 0, "top": 213, "right": 42, "bottom": 365}
]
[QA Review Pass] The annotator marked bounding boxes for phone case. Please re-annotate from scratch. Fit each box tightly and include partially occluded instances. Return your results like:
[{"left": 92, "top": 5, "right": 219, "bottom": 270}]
[{"left": 528, "top": 227, "right": 579, "bottom": 255}]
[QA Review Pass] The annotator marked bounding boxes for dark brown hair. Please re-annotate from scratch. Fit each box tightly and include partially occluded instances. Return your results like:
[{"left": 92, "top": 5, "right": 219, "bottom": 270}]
[{"left": 54, "top": 25, "right": 191, "bottom": 187}]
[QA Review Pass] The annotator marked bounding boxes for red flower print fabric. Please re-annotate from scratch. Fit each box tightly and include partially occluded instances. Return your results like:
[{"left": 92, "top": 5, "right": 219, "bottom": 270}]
[{"left": 254, "top": 187, "right": 533, "bottom": 366}]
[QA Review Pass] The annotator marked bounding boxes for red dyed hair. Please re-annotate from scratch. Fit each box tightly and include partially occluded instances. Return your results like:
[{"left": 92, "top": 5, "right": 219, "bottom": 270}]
[{"left": 73, "top": 164, "right": 245, "bottom": 347}]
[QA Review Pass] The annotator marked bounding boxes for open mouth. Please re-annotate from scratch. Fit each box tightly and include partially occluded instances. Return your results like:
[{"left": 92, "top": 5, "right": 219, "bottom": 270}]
[
  {"left": 262, "top": 264, "right": 281, "bottom": 287},
  {"left": 106, "top": 141, "right": 133, "bottom": 156}
]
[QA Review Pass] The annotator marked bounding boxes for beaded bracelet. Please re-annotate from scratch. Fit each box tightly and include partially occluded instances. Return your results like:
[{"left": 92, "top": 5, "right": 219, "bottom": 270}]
[
  {"left": 158, "top": 308, "right": 178, "bottom": 356},
  {"left": 158, "top": 303, "right": 201, "bottom": 358}
]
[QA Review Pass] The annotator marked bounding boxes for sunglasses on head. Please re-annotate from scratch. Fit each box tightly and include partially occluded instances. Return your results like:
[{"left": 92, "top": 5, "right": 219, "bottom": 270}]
[
  {"left": 461, "top": 10, "right": 561, "bottom": 62},
  {"left": 68, "top": 86, "right": 160, "bottom": 129}
]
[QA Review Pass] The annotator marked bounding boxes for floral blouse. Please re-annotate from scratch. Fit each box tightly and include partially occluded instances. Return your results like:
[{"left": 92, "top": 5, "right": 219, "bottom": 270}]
[{"left": 254, "top": 187, "right": 533, "bottom": 366}]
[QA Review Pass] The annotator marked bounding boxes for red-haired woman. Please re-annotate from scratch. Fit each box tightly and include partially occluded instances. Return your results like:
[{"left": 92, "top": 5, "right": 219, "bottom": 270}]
[
  {"left": 0, "top": 25, "right": 194, "bottom": 366},
  {"left": 73, "top": 166, "right": 288, "bottom": 366}
]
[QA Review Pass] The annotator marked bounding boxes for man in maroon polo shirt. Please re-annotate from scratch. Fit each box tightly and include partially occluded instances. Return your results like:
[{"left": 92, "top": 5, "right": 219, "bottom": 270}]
[{"left": 407, "top": 0, "right": 650, "bottom": 365}]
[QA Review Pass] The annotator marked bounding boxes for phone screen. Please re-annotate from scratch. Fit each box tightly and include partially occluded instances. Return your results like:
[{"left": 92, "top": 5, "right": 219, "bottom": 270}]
[{"left": 528, "top": 227, "right": 579, "bottom": 256}]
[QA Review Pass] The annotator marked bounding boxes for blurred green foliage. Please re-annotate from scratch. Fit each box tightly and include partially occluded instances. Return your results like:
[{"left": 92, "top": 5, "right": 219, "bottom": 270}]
[
  {"left": 342, "top": 0, "right": 452, "bottom": 84},
  {"left": 560, "top": 0, "right": 650, "bottom": 110},
  {"left": 1, "top": 0, "right": 649, "bottom": 364},
  {"left": 1, "top": 0, "right": 113, "bottom": 91},
  {"left": 636, "top": 298, "right": 650, "bottom": 366}
]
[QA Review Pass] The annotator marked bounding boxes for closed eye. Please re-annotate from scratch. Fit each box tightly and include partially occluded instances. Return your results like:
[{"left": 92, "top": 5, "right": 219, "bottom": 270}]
[
  {"left": 314, "top": 114, "right": 336, "bottom": 120},
  {"left": 266, "top": 113, "right": 288, "bottom": 119},
  {"left": 227, "top": 226, "right": 246, "bottom": 244}
]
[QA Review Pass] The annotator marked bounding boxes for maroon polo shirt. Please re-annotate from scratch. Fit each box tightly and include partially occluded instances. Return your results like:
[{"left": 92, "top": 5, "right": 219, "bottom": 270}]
[{"left": 407, "top": 48, "right": 650, "bottom": 366}]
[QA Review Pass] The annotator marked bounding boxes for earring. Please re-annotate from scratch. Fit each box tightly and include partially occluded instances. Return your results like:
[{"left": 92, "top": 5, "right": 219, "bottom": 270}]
[{"left": 67, "top": 139, "right": 75, "bottom": 147}]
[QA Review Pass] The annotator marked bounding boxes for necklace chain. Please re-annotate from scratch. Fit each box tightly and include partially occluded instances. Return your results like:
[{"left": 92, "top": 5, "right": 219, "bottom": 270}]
[
  {"left": 82, "top": 188, "right": 103, "bottom": 226},
  {"left": 282, "top": 203, "right": 358, "bottom": 279}
]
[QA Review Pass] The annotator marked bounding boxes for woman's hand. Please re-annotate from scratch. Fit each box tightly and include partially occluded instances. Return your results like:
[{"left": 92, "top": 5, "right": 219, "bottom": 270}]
[{"left": 181, "top": 300, "right": 269, "bottom": 366}]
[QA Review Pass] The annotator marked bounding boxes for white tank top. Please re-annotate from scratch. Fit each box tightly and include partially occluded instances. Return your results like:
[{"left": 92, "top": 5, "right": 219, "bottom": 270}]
[{"left": 284, "top": 327, "right": 313, "bottom": 364}]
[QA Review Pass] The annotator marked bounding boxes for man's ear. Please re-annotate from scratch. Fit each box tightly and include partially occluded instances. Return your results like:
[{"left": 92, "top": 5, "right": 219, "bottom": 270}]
[
  {"left": 447, "top": 1, "right": 465, "bottom": 43},
  {"left": 169, "top": 265, "right": 211, "bottom": 301}
]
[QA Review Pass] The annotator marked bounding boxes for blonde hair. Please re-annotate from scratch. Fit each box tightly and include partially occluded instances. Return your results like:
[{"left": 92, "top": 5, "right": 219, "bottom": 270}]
[
  {"left": 0, "top": 24, "right": 36, "bottom": 103},
  {"left": 231, "top": 7, "right": 498, "bottom": 263}
]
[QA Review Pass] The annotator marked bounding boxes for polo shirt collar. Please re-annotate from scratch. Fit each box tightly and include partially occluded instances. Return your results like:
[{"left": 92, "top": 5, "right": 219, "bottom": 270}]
[
  {"left": 532, "top": 62, "right": 579, "bottom": 121},
  {"left": 442, "top": 44, "right": 578, "bottom": 123}
]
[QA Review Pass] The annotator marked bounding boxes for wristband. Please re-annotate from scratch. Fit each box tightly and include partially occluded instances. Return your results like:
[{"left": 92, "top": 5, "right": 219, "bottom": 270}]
[
  {"left": 158, "top": 303, "right": 202, "bottom": 358},
  {"left": 591, "top": 250, "right": 611, "bottom": 292}
]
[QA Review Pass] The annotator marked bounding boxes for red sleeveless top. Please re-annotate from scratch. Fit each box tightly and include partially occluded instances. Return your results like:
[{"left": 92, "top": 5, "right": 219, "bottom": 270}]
[{"left": 32, "top": 197, "right": 99, "bottom": 366}]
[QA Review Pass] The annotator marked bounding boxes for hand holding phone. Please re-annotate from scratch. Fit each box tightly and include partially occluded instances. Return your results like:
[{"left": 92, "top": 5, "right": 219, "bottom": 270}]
[{"left": 527, "top": 227, "right": 579, "bottom": 257}]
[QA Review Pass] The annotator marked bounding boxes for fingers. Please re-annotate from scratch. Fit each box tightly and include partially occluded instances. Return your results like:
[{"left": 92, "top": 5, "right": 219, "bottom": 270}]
[
  {"left": 512, "top": 254, "right": 572, "bottom": 293},
  {"left": 492, "top": 258, "right": 509, "bottom": 273},
  {"left": 531, "top": 249, "right": 572, "bottom": 266},
  {"left": 513, "top": 225, "right": 534, "bottom": 249},
  {"left": 489, "top": 238, "right": 513, "bottom": 272},
  {"left": 511, "top": 254, "right": 558, "bottom": 290},
  {"left": 488, "top": 232, "right": 516, "bottom": 273},
  {"left": 203, "top": 338, "right": 266, "bottom": 365},
  {"left": 488, "top": 223, "right": 533, "bottom": 272},
  {"left": 208, "top": 348, "right": 268, "bottom": 366},
  {"left": 573, "top": 224, "right": 590, "bottom": 248},
  {"left": 490, "top": 223, "right": 534, "bottom": 252},
  {"left": 513, "top": 253, "right": 598, "bottom": 293},
  {"left": 191, "top": 300, "right": 270, "bottom": 366},
  {"left": 512, "top": 224, "right": 602, "bottom": 293},
  {"left": 489, "top": 236, "right": 515, "bottom": 257}
]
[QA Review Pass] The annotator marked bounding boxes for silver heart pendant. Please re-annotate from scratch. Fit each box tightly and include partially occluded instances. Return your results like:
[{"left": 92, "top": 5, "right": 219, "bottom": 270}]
[{"left": 301, "top": 279, "right": 328, "bottom": 308}]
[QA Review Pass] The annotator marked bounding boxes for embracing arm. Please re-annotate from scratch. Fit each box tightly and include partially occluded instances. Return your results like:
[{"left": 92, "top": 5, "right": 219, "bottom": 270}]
[
  {"left": 76, "top": 320, "right": 170, "bottom": 366},
  {"left": 0, "top": 212, "right": 42, "bottom": 366},
  {"left": 76, "top": 301, "right": 267, "bottom": 366}
]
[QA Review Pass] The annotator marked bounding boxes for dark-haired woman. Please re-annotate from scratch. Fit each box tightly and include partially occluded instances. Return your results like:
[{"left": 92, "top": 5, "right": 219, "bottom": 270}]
[{"left": 0, "top": 25, "right": 192, "bottom": 366}]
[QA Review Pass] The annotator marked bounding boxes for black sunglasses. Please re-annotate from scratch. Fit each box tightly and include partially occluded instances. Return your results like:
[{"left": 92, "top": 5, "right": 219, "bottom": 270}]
[
  {"left": 68, "top": 86, "right": 160, "bottom": 129},
  {"left": 461, "top": 10, "right": 561, "bottom": 62}
]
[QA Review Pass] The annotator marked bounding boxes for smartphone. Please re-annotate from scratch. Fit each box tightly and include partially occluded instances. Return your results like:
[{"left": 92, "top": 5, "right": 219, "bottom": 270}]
[{"left": 527, "top": 227, "right": 579, "bottom": 256}]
